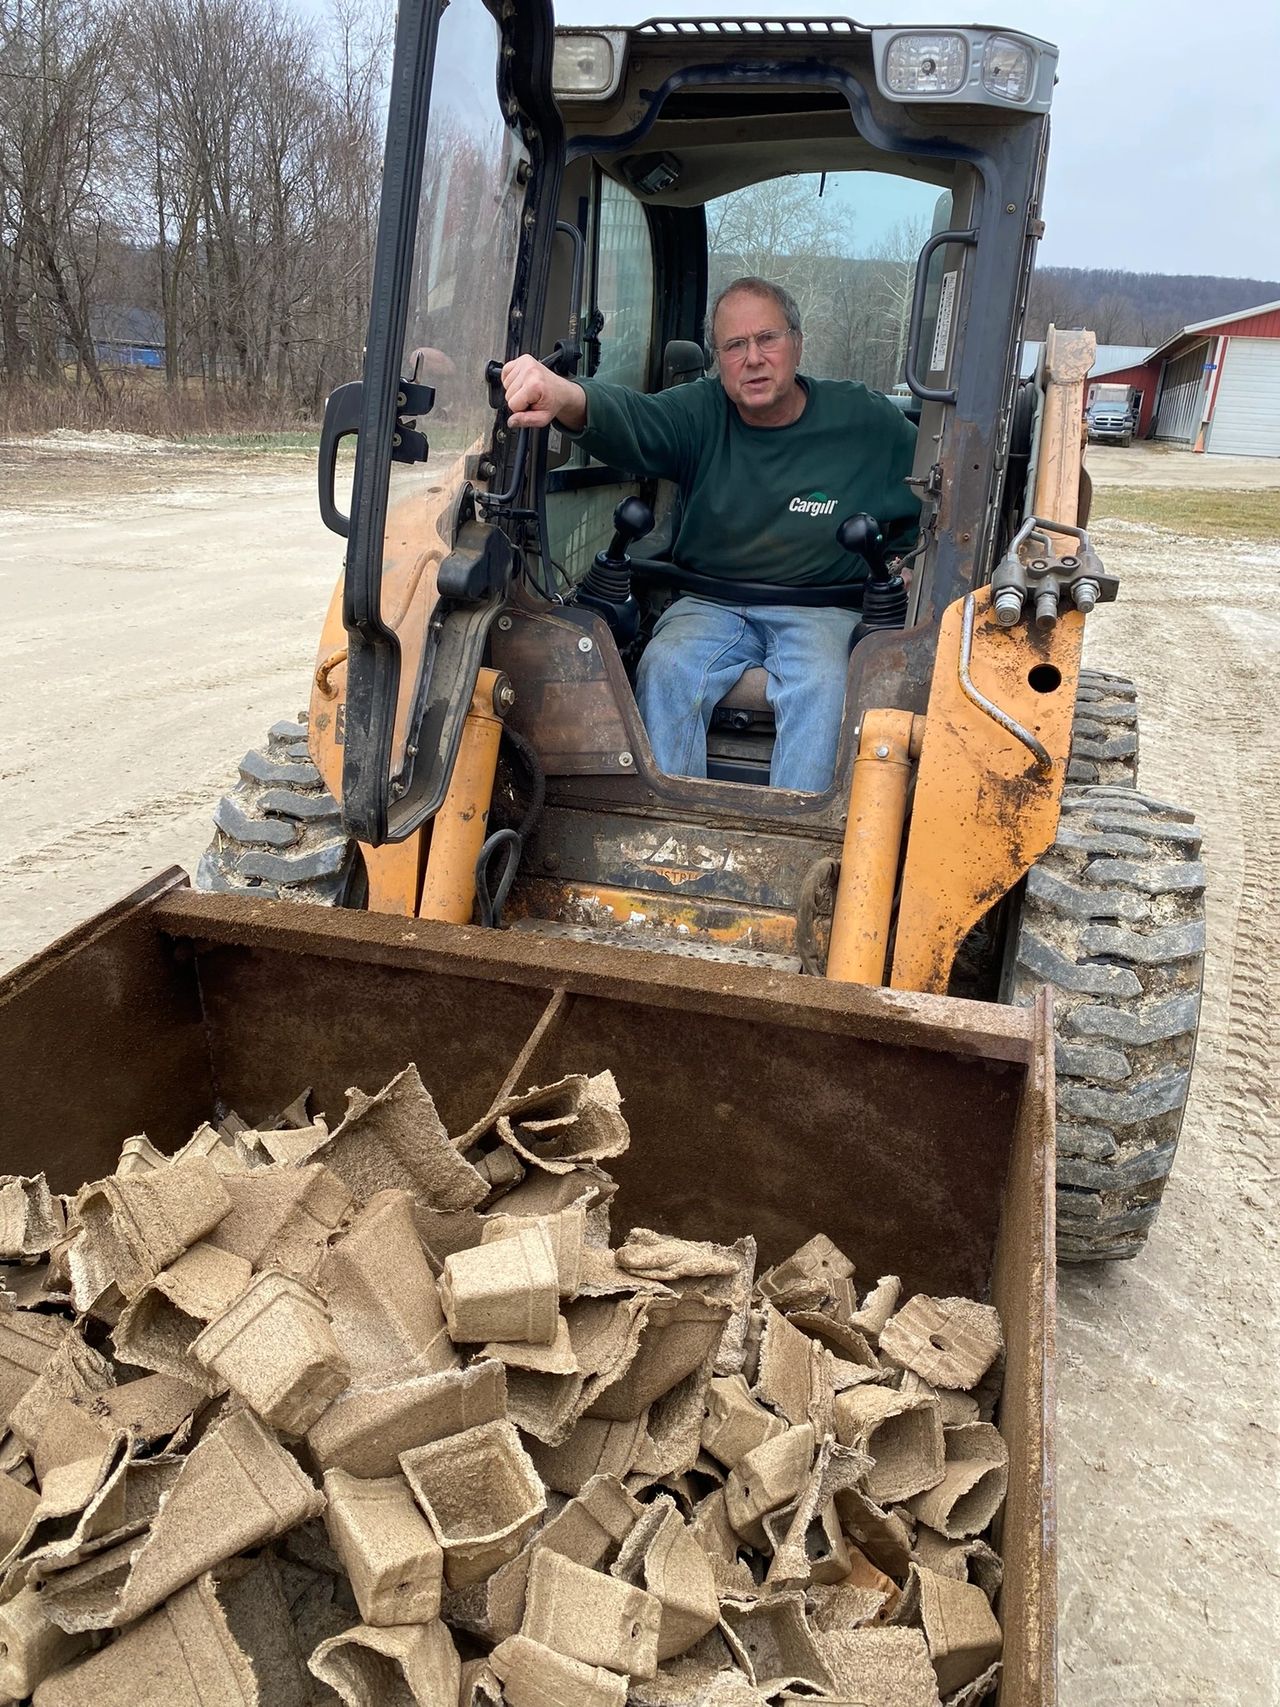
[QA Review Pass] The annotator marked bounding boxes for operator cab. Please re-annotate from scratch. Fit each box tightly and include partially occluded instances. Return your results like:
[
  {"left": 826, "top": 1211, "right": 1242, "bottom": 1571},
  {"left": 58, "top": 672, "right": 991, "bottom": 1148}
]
[
  {"left": 539, "top": 79, "right": 963, "bottom": 785},
  {"left": 325, "top": 8, "right": 1055, "bottom": 862}
]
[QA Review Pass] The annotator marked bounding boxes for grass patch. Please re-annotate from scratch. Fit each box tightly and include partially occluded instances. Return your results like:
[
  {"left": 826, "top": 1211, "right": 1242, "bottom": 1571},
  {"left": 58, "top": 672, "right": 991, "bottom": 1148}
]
[
  {"left": 1093, "top": 486, "right": 1280, "bottom": 542},
  {"left": 191, "top": 430, "right": 321, "bottom": 454}
]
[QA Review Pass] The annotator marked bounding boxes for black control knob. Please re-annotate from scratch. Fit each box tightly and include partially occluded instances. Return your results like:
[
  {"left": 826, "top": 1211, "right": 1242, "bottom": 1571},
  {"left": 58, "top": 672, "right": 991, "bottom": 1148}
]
[
  {"left": 837, "top": 512, "right": 889, "bottom": 579},
  {"left": 837, "top": 511, "right": 908, "bottom": 641},
  {"left": 604, "top": 496, "right": 655, "bottom": 565}
]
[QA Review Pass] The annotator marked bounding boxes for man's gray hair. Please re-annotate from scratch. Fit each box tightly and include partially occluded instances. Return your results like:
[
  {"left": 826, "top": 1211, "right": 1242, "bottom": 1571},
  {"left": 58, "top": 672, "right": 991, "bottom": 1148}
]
[{"left": 708, "top": 277, "right": 802, "bottom": 353}]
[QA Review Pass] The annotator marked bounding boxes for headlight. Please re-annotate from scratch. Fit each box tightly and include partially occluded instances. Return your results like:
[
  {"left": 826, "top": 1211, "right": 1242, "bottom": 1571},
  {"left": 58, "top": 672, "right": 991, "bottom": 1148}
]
[
  {"left": 884, "top": 32, "right": 969, "bottom": 97},
  {"left": 552, "top": 31, "right": 626, "bottom": 100},
  {"left": 872, "top": 26, "right": 1057, "bottom": 111},
  {"left": 982, "top": 35, "right": 1037, "bottom": 103}
]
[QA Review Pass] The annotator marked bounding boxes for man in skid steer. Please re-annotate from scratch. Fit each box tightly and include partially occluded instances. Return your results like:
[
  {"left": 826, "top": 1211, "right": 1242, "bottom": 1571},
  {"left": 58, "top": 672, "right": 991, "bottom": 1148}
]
[{"left": 502, "top": 276, "right": 921, "bottom": 793}]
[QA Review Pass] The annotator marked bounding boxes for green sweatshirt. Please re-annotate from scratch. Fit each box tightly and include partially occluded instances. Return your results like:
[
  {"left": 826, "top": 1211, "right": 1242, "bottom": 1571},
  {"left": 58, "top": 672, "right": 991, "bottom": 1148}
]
[{"left": 573, "top": 373, "right": 920, "bottom": 587}]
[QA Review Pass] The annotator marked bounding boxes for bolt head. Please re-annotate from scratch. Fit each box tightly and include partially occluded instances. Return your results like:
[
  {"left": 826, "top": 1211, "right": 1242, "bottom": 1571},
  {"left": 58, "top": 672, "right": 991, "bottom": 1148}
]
[
  {"left": 577, "top": 636, "right": 593, "bottom": 653},
  {"left": 874, "top": 743, "right": 890, "bottom": 759},
  {"left": 618, "top": 751, "right": 634, "bottom": 768},
  {"left": 497, "top": 615, "right": 513, "bottom": 631},
  {"left": 1073, "top": 579, "right": 1100, "bottom": 614},
  {"left": 497, "top": 682, "right": 517, "bottom": 711},
  {"left": 994, "top": 589, "right": 1024, "bottom": 627}
]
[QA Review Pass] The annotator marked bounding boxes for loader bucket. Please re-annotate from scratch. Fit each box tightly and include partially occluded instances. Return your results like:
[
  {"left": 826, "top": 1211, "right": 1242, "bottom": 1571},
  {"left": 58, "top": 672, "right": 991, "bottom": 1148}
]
[{"left": 0, "top": 870, "right": 1055, "bottom": 1705}]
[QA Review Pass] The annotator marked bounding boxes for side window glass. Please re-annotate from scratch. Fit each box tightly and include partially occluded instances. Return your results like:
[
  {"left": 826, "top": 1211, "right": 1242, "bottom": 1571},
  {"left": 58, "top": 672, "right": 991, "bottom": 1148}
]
[
  {"left": 544, "top": 175, "right": 655, "bottom": 586},
  {"left": 591, "top": 176, "right": 655, "bottom": 389}
]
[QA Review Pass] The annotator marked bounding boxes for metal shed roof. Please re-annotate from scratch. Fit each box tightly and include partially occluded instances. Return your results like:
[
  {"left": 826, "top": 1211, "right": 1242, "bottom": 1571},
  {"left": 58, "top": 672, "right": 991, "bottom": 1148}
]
[
  {"left": 1019, "top": 342, "right": 1154, "bottom": 381},
  {"left": 1146, "top": 298, "right": 1280, "bottom": 366}
]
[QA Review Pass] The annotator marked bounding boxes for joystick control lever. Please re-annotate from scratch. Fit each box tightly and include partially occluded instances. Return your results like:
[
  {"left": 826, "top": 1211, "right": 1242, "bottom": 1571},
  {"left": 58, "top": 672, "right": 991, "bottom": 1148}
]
[
  {"left": 602, "top": 495, "right": 654, "bottom": 565},
  {"left": 577, "top": 497, "right": 653, "bottom": 643},
  {"left": 837, "top": 512, "right": 908, "bottom": 643}
]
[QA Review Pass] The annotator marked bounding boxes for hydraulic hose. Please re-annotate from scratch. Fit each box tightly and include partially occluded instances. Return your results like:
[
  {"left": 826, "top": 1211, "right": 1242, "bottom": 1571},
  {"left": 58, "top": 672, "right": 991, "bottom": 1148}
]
[{"left": 473, "top": 726, "right": 546, "bottom": 928}]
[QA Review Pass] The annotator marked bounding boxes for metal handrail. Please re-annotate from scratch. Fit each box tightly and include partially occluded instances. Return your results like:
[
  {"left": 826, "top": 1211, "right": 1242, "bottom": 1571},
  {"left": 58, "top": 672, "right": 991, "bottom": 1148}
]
[
  {"left": 904, "top": 227, "right": 978, "bottom": 405},
  {"left": 957, "top": 594, "right": 1052, "bottom": 772}
]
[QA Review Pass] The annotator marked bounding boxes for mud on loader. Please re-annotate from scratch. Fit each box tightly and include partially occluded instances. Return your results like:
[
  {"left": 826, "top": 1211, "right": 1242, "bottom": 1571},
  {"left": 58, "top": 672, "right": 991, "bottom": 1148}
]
[{"left": 197, "top": 9, "right": 1206, "bottom": 1265}]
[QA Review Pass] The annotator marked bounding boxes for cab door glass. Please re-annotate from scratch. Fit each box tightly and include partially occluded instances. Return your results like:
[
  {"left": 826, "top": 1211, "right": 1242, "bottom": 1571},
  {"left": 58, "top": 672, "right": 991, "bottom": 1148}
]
[{"left": 378, "top": 0, "right": 527, "bottom": 758}]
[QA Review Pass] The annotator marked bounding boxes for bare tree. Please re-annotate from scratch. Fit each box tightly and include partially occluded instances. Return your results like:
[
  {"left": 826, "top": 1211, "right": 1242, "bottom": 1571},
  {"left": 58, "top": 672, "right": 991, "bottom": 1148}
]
[
  {"left": 864, "top": 216, "right": 929, "bottom": 389},
  {"left": 813, "top": 257, "right": 880, "bottom": 384},
  {"left": 1025, "top": 270, "right": 1087, "bottom": 341},
  {"left": 118, "top": 0, "right": 387, "bottom": 410},
  {"left": 704, "top": 182, "right": 936, "bottom": 391},
  {"left": 706, "top": 174, "right": 854, "bottom": 336},
  {"left": 1089, "top": 290, "right": 1139, "bottom": 344},
  {"left": 0, "top": 0, "right": 129, "bottom": 396}
]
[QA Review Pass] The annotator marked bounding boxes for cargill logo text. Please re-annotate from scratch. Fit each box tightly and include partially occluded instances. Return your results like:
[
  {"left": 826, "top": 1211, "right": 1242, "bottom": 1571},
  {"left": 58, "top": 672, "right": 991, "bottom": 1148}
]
[{"left": 789, "top": 493, "right": 837, "bottom": 516}]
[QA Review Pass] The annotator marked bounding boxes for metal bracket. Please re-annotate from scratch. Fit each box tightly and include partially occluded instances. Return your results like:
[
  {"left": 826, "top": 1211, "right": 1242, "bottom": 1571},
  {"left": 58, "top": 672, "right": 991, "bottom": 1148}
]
[
  {"left": 907, "top": 461, "right": 944, "bottom": 499},
  {"left": 390, "top": 379, "right": 435, "bottom": 465},
  {"left": 991, "top": 514, "right": 1119, "bottom": 630}
]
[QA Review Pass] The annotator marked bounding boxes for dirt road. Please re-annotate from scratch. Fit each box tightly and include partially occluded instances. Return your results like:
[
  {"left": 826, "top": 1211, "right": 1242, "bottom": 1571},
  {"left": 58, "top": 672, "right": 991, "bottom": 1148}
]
[
  {"left": 1, "top": 434, "right": 1277, "bottom": 1702},
  {"left": 1057, "top": 449, "right": 1280, "bottom": 1704},
  {"left": 1, "top": 433, "right": 342, "bottom": 962},
  {"left": 1086, "top": 442, "right": 1280, "bottom": 490}
]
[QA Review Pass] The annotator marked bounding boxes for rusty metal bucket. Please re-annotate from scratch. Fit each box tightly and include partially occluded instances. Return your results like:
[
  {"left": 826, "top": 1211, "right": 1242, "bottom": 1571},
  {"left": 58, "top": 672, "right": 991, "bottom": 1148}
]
[{"left": 0, "top": 869, "right": 1055, "bottom": 1704}]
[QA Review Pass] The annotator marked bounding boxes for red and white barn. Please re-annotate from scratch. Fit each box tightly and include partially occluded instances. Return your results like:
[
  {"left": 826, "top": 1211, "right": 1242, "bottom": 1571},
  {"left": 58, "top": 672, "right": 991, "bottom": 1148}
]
[{"left": 1146, "top": 300, "right": 1280, "bottom": 456}]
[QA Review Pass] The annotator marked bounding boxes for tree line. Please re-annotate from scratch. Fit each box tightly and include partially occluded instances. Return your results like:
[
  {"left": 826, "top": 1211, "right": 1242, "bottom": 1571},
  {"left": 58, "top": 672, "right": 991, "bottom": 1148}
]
[
  {"left": 0, "top": 0, "right": 388, "bottom": 424},
  {"left": 710, "top": 179, "right": 1280, "bottom": 384},
  {"left": 1026, "top": 266, "right": 1280, "bottom": 348},
  {"left": 6, "top": 3, "right": 1275, "bottom": 438},
  {"left": 709, "top": 182, "right": 1280, "bottom": 384}
]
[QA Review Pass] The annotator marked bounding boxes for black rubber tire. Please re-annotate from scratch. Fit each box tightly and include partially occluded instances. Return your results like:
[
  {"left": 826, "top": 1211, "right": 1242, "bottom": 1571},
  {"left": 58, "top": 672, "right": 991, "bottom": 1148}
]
[
  {"left": 1068, "top": 669, "right": 1139, "bottom": 788},
  {"left": 196, "top": 716, "right": 365, "bottom": 905},
  {"left": 1003, "top": 786, "right": 1206, "bottom": 1262}
]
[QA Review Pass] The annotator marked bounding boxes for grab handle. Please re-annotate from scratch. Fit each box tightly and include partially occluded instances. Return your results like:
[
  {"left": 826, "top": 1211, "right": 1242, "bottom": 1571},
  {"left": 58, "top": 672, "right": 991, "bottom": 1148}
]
[
  {"left": 904, "top": 227, "right": 977, "bottom": 405},
  {"left": 318, "top": 380, "right": 363, "bottom": 538}
]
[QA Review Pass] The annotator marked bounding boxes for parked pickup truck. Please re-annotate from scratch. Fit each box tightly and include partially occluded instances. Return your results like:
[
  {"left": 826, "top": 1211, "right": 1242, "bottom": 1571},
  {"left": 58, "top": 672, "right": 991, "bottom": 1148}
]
[{"left": 1086, "top": 383, "right": 1138, "bottom": 446}]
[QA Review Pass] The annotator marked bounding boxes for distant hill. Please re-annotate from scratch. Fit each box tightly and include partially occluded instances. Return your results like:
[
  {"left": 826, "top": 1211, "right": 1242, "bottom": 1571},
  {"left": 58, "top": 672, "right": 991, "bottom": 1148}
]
[{"left": 1026, "top": 268, "right": 1280, "bottom": 347}]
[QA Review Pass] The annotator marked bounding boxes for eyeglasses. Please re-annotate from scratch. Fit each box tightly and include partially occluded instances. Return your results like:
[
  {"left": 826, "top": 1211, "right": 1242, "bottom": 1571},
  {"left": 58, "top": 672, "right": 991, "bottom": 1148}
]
[{"left": 716, "top": 327, "right": 795, "bottom": 364}]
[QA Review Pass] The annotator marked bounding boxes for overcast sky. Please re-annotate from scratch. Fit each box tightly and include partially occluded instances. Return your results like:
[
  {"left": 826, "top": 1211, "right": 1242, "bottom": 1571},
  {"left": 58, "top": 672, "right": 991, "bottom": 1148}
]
[{"left": 551, "top": 0, "right": 1280, "bottom": 279}]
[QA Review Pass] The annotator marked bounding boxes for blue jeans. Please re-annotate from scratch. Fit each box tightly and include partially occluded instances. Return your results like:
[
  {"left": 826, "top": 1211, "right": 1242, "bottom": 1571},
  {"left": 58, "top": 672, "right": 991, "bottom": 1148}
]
[{"left": 635, "top": 596, "right": 858, "bottom": 793}]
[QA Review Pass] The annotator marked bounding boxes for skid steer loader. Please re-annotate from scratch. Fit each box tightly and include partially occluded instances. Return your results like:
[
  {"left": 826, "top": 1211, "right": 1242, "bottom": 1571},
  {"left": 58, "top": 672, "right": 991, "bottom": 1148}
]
[{"left": 199, "top": 8, "right": 1205, "bottom": 1265}]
